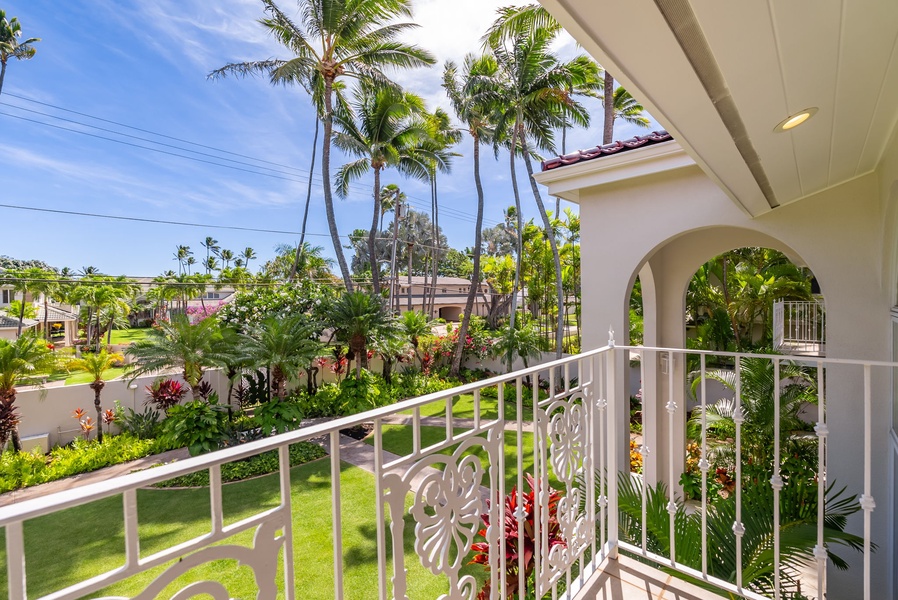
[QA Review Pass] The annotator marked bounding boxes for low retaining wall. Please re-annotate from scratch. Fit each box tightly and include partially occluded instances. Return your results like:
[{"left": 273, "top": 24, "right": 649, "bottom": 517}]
[{"left": 15, "top": 370, "right": 230, "bottom": 449}]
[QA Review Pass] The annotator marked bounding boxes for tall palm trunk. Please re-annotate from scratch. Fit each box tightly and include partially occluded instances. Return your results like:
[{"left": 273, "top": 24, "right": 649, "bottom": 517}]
[
  {"left": 42, "top": 296, "right": 49, "bottom": 341},
  {"left": 368, "top": 167, "right": 383, "bottom": 294},
  {"left": 323, "top": 77, "right": 354, "bottom": 291},
  {"left": 507, "top": 123, "right": 525, "bottom": 355},
  {"left": 450, "top": 137, "right": 485, "bottom": 376},
  {"left": 291, "top": 118, "right": 320, "bottom": 283},
  {"left": 16, "top": 289, "right": 25, "bottom": 338},
  {"left": 0, "top": 61, "right": 6, "bottom": 97},
  {"left": 521, "top": 138, "right": 564, "bottom": 358},
  {"left": 91, "top": 380, "right": 105, "bottom": 442},
  {"left": 429, "top": 175, "right": 440, "bottom": 316},
  {"left": 603, "top": 71, "right": 615, "bottom": 145}
]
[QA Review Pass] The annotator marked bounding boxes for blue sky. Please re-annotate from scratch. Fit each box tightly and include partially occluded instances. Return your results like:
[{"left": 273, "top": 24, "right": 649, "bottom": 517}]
[{"left": 1, "top": 0, "right": 657, "bottom": 276}]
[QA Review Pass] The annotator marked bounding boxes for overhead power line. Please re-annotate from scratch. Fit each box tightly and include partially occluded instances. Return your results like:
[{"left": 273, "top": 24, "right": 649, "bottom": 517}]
[
  {"left": 0, "top": 203, "right": 485, "bottom": 253},
  {"left": 1, "top": 94, "right": 504, "bottom": 227}
]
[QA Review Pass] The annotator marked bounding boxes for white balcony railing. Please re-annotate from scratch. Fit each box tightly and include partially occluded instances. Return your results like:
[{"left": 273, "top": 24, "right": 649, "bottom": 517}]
[
  {"left": 774, "top": 300, "right": 826, "bottom": 355},
  {"left": 0, "top": 340, "right": 889, "bottom": 600}
]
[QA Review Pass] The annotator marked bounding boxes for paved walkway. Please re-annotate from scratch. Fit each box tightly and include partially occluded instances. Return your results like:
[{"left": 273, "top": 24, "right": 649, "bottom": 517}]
[{"left": 0, "top": 414, "right": 518, "bottom": 506}]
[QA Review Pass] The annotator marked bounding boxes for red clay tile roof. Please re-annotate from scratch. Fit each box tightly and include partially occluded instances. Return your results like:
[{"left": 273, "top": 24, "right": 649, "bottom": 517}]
[{"left": 540, "top": 130, "right": 673, "bottom": 171}]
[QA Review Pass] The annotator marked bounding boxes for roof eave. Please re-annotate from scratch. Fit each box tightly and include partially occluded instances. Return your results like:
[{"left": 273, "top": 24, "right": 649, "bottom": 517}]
[{"left": 533, "top": 140, "right": 695, "bottom": 202}]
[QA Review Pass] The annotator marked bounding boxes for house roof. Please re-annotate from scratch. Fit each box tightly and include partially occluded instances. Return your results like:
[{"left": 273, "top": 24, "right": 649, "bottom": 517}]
[
  {"left": 385, "top": 276, "right": 481, "bottom": 286},
  {"left": 0, "top": 314, "right": 38, "bottom": 329},
  {"left": 36, "top": 306, "right": 79, "bottom": 322},
  {"left": 540, "top": 131, "right": 673, "bottom": 172}
]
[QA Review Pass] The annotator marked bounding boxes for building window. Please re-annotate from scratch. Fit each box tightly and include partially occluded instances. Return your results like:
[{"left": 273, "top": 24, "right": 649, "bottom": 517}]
[
  {"left": 0, "top": 290, "right": 9, "bottom": 304},
  {"left": 204, "top": 292, "right": 221, "bottom": 300}
]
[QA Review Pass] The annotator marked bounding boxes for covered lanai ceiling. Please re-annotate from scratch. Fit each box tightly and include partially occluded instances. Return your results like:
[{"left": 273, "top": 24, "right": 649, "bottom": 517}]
[{"left": 540, "top": 0, "right": 898, "bottom": 217}]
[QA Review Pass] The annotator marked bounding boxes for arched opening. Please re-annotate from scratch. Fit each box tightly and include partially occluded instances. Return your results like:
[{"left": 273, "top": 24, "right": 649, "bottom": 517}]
[{"left": 439, "top": 306, "right": 462, "bottom": 322}]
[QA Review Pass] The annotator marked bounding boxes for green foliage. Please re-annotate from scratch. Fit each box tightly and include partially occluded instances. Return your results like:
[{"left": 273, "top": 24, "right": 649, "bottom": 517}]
[
  {"left": 160, "top": 399, "right": 230, "bottom": 456},
  {"left": 114, "top": 401, "right": 162, "bottom": 440},
  {"left": 614, "top": 472, "right": 863, "bottom": 597},
  {"left": 5, "top": 300, "right": 36, "bottom": 320},
  {"left": 0, "top": 434, "right": 170, "bottom": 493},
  {"left": 339, "top": 369, "right": 383, "bottom": 414},
  {"left": 254, "top": 398, "right": 303, "bottom": 436},
  {"left": 217, "top": 281, "right": 334, "bottom": 334},
  {"left": 299, "top": 383, "right": 345, "bottom": 418},
  {"left": 154, "top": 442, "right": 326, "bottom": 488}
]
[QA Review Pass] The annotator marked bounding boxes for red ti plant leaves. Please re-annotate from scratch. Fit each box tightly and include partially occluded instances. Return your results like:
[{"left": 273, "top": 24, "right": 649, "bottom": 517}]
[{"left": 469, "top": 473, "right": 565, "bottom": 599}]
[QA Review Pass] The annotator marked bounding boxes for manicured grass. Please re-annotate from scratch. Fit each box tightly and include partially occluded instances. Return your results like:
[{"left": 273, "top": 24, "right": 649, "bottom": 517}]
[
  {"left": 0, "top": 458, "right": 464, "bottom": 599},
  {"left": 108, "top": 328, "right": 151, "bottom": 345},
  {"left": 368, "top": 425, "right": 559, "bottom": 493},
  {"left": 64, "top": 366, "right": 127, "bottom": 386},
  {"left": 399, "top": 392, "right": 536, "bottom": 422}
]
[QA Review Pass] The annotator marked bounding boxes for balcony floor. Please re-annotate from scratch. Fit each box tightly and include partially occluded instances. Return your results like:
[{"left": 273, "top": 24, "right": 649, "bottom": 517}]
[{"left": 576, "top": 555, "right": 726, "bottom": 600}]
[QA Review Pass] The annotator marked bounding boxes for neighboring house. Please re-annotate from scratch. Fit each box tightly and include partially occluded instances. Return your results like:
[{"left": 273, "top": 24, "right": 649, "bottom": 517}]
[
  {"left": 533, "top": 1, "right": 898, "bottom": 596},
  {"left": 34, "top": 305, "right": 79, "bottom": 347},
  {"left": 385, "top": 276, "right": 493, "bottom": 321},
  {"left": 0, "top": 314, "right": 37, "bottom": 341}
]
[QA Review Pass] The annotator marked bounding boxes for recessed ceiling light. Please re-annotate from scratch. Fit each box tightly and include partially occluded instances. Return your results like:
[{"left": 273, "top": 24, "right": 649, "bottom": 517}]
[{"left": 775, "top": 107, "right": 818, "bottom": 133}]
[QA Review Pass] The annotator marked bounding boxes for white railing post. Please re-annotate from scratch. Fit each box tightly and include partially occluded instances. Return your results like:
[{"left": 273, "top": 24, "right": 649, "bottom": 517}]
[
  {"left": 699, "top": 354, "right": 709, "bottom": 579},
  {"left": 606, "top": 330, "right": 619, "bottom": 558},
  {"left": 732, "top": 356, "right": 745, "bottom": 592},
  {"left": 666, "top": 350, "right": 677, "bottom": 567},
  {"left": 860, "top": 365, "right": 875, "bottom": 600},
  {"left": 279, "top": 445, "right": 296, "bottom": 600},
  {"left": 771, "top": 358, "right": 783, "bottom": 600},
  {"left": 813, "top": 362, "right": 827, "bottom": 600}
]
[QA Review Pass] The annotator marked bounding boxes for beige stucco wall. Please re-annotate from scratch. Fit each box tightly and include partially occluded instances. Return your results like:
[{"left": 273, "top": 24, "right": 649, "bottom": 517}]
[{"left": 539, "top": 140, "right": 898, "bottom": 596}]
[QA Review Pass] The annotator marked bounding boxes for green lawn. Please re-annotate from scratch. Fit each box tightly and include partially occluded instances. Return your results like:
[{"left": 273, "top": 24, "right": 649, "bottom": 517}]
[
  {"left": 0, "top": 457, "right": 474, "bottom": 599},
  {"left": 399, "top": 392, "right": 537, "bottom": 422},
  {"left": 64, "top": 366, "right": 127, "bottom": 386},
  {"left": 368, "top": 425, "right": 558, "bottom": 494},
  {"left": 108, "top": 328, "right": 151, "bottom": 345}
]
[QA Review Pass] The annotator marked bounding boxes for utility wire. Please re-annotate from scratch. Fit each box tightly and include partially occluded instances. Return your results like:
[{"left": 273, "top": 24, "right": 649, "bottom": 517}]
[
  {"left": 0, "top": 203, "right": 488, "bottom": 253},
  {"left": 1, "top": 95, "right": 503, "bottom": 227}
]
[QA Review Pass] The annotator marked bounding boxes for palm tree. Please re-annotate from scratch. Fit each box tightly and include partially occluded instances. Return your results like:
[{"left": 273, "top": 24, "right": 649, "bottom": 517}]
[
  {"left": 0, "top": 334, "right": 54, "bottom": 451},
  {"left": 379, "top": 184, "right": 404, "bottom": 231},
  {"left": 126, "top": 315, "right": 234, "bottom": 400},
  {"left": 491, "top": 318, "right": 543, "bottom": 372},
  {"left": 25, "top": 272, "right": 57, "bottom": 341},
  {"left": 239, "top": 316, "right": 321, "bottom": 401},
  {"left": 487, "top": 19, "right": 591, "bottom": 358},
  {"left": 0, "top": 10, "right": 40, "bottom": 97},
  {"left": 600, "top": 86, "right": 651, "bottom": 132},
  {"left": 328, "top": 291, "right": 392, "bottom": 378},
  {"left": 219, "top": 249, "right": 235, "bottom": 270},
  {"left": 240, "top": 247, "right": 257, "bottom": 272},
  {"left": 334, "top": 83, "right": 443, "bottom": 294},
  {"left": 419, "top": 109, "right": 462, "bottom": 316},
  {"left": 443, "top": 53, "right": 498, "bottom": 376},
  {"left": 398, "top": 310, "right": 433, "bottom": 368},
  {"left": 68, "top": 350, "right": 125, "bottom": 443},
  {"left": 212, "top": 0, "right": 435, "bottom": 290},
  {"left": 201, "top": 237, "right": 220, "bottom": 274}
]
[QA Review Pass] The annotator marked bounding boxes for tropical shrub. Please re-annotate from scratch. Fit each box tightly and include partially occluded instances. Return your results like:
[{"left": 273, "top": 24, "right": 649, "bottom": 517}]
[
  {"left": 469, "top": 474, "right": 564, "bottom": 600},
  {"left": 296, "top": 384, "right": 344, "bottom": 418},
  {"left": 114, "top": 401, "right": 162, "bottom": 440},
  {"left": 0, "top": 434, "right": 171, "bottom": 493},
  {"left": 154, "top": 442, "right": 326, "bottom": 488},
  {"left": 254, "top": 398, "right": 303, "bottom": 436},
  {"left": 338, "top": 369, "right": 383, "bottom": 414},
  {"left": 161, "top": 397, "right": 230, "bottom": 456},
  {"left": 614, "top": 472, "right": 863, "bottom": 598},
  {"left": 217, "top": 281, "right": 334, "bottom": 333},
  {"left": 145, "top": 378, "right": 187, "bottom": 413}
]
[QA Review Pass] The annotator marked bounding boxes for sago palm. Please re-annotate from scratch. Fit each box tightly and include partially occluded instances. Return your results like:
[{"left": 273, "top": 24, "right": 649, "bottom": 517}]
[
  {"left": 328, "top": 291, "right": 392, "bottom": 378},
  {"left": 126, "top": 315, "right": 235, "bottom": 400},
  {"left": 239, "top": 316, "right": 321, "bottom": 401},
  {"left": 398, "top": 310, "right": 434, "bottom": 368},
  {"left": 68, "top": 350, "right": 125, "bottom": 442},
  {"left": 0, "top": 334, "right": 54, "bottom": 451}
]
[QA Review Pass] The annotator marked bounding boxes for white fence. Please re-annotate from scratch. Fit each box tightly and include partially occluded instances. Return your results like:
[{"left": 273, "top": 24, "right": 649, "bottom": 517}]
[
  {"left": 773, "top": 300, "right": 826, "bottom": 355},
  {"left": 0, "top": 343, "right": 888, "bottom": 600}
]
